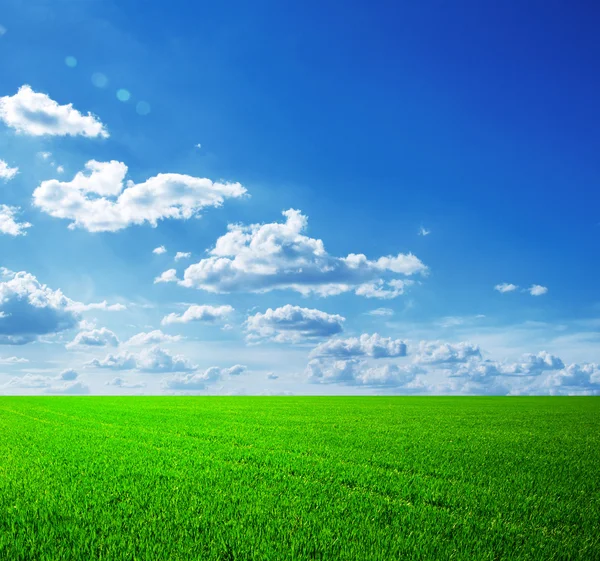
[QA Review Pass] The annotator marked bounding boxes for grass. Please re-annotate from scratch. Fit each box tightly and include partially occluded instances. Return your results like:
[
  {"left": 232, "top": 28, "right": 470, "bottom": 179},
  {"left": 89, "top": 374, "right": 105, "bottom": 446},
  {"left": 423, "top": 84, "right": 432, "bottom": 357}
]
[{"left": 0, "top": 397, "right": 598, "bottom": 560}]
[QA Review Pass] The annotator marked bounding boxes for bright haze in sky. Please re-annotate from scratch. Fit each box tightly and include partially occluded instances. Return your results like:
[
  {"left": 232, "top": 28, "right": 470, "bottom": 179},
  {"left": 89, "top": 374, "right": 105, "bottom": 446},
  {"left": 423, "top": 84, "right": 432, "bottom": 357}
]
[{"left": 0, "top": 1, "right": 598, "bottom": 395}]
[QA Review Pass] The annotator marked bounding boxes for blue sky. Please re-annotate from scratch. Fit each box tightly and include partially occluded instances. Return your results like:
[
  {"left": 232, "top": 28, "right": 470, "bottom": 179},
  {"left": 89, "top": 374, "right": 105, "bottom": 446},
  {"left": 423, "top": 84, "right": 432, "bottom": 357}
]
[{"left": 1, "top": 0, "right": 599, "bottom": 395}]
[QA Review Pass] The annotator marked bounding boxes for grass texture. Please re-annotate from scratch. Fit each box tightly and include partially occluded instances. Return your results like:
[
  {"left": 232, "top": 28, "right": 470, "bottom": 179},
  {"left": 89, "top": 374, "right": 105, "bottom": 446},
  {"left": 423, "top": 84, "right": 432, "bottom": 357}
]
[{"left": 0, "top": 397, "right": 598, "bottom": 560}]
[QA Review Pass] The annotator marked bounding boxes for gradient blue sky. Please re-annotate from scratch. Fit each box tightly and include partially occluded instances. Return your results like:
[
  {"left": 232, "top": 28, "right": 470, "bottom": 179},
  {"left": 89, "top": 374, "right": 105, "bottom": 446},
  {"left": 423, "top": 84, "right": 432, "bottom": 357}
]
[{"left": 1, "top": 0, "right": 599, "bottom": 395}]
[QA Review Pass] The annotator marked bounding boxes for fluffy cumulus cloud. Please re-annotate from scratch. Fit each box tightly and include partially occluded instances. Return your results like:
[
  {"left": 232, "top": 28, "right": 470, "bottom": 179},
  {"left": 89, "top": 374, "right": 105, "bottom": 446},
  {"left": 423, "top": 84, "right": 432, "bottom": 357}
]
[
  {"left": 153, "top": 245, "right": 167, "bottom": 255},
  {"left": 528, "top": 284, "right": 548, "bottom": 296},
  {"left": 66, "top": 327, "right": 119, "bottom": 349},
  {"left": 161, "top": 304, "right": 234, "bottom": 325},
  {"left": 175, "top": 251, "right": 191, "bottom": 261},
  {"left": 0, "top": 160, "right": 18, "bottom": 181},
  {"left": 0, "top": 85, "right": 108, "bottom": 137},
  {"left": 125, "top": 330, "right": 181, "bottom": 346},
  {"left": 88, "top": 346, "right": 196, "bottom": 373},
  {"left": 517, "top": 351, "right": 564, "bottom": 374},
  {"left": 0, "top": 270, "right": 79, "bottom": 344},
  {"left": 245, "top": 305, "right": 345, "bottom": 343},
  {"left": 494, "top": 283, "right": 518, "bottom": 293},
  {"left": 162, "top": 364, "right": 247, "bottom": 391},
  {"left": 0, "top": 205, "right": 31, "bottom": 236},
  {"left": 303, "top": 334, "right": 583, "bottom": 394},
  {"left": 544, "top": 363, "right": 600, "bottom": 390},
  {"left": 452, "top": 352, "right": 564, "bottom": 382},
  {"left": 310, "top": 333, "right": 407, "bottom": 359},
  {"left": 154, "top": 269, "right": 178, "bottom": 283},
  {"left": 306, "top": 359, "right": 423, "bottom": 386},
  {"left": 413, "top": 341, "right": 481, "bottom": 365},
  {"left": 162, "top": 209, "right": 426, "bottom": 298},
  {"left": 32, "top": 160, "right": 247, "bottom": 232}
]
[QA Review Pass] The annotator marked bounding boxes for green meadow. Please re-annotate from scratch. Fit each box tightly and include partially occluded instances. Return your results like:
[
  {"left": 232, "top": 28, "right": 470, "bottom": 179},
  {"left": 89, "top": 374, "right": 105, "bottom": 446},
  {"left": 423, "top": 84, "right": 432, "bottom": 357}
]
[{"left": 0, "top": 397, "right": 598, "bottom": 560}]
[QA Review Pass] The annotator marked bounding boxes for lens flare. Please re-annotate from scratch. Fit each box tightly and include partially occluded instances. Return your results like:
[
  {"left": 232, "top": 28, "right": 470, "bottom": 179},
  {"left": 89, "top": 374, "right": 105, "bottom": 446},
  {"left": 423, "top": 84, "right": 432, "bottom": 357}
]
[
  {"left": 92, "top": 73, "right": 108, "bottom": 88},
  {"left": 116, "top": 89, "right": 131, "bottom": 102}
]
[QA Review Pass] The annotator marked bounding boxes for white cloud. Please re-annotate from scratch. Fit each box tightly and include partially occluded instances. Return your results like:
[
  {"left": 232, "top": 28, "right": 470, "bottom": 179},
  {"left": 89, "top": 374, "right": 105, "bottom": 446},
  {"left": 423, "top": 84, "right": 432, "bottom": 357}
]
[
  {"left": 4, "top": 374, "right": 53, "bottom": 389},
  {"left": 355, "top": 279, "right": 413, "bottom": 299},
  {"left": 418, "top": 226, "right": 430, "bottom": 236},
  {"left": 125, "top": 330, "right": 181, "bottom": 346},
  {"left": 59, "top": 369, "right": 78, "bottom": 381},
  {"left": 528, "top": 284, "right": 548, "bottom": 296},
  {"left": 0, "top": 355, "right": 28, "bottom": 364},
  {"left": 88, "top": 346, "right": 196, "bottom": 373},
  {"left": 106, "top": 377, "right": 145, "bottom": 389},
  {"left": 306, "top": 359, "right": 423, "bottom": 386},
  {"left": 165, "top": 209, "right": 426, "bottom": 298},
  {"left": 154, "top": 269, "right": 178, "bottom": 284},
  {"left": 87, "top": 351, "right": 136, "bottom": 371},
  {"left": 0, "top": 85, "right": 108, "bottom": 137},
  {"left": 494, "top": 283, "right": 518, "bottom": 293},
  {"left": 33, "top": 160, "right": 247, "bottom": 232},
  {"left": 174, "top": 251, "right": 191, "bottom": 261},
  {"left": 66, "top": 327, "right": 119, "bottom": 349},
  {"left": 246, "top": 305, "right": 345, "bottom": 343},
  {"left": 517, "top": 351, "right": 564, "bottom": 374},
  {"left": 367, "top": 308, "right": 394, "bottom": 317},
  {"left": 0, "top": 160, "right": 18, "bottom": 181},
  {"left": 56, "top": 165, "right": 64, "bottom": 174},
  {"left": 267, "top": 373, "right": 279, "bottom": 380},
  {"left": 223, "top": 364, "right": 247, "bottom": 376},
  {"left": 67, "top": 300, "right": 126, "bottom": 312},
  {"left": 435, "top": 315, "right": 486, "bottom": 328},
  {"left": 413, "top": 341, "right": 482, "bottom": 364},
  {"left": 3, "top": 369, "right": 88, "bottom": 394},
  {"left": 0, "top": 205, "right": 31, "bottom": 236},
  {"left": 45, "top": 381, "right": 90, "bottom": 394},
  {"left": 310, "top": 333, "right": 407, "bottom": 359},
  {"left": 161, "top": 304, "right": 234, "bottom": 325},
  {"left": 0, "top": 270, "right": 79, "bottom": 344},
  {"left": 153, "top": 245, "right": 167, "bottom": 255},
  {"left": 544, "top": 363, "right": 600, "bottom": 389},
  {"left": 162, "top": 364, "right": 247, "bottom": 391}
]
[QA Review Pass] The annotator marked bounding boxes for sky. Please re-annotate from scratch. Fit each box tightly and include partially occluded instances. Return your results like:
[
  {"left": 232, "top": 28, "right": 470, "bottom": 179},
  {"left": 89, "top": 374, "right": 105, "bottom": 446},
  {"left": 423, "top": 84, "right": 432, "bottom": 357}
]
[{"left": 0, "top": 0, "right": 599, "bottom": 396}]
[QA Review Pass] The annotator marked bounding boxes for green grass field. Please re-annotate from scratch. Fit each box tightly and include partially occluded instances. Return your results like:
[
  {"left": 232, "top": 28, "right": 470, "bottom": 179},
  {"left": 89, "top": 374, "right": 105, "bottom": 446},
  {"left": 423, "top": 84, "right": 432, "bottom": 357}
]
[{"left": 0, "top": 397, "right": 598, "bottom": 560}]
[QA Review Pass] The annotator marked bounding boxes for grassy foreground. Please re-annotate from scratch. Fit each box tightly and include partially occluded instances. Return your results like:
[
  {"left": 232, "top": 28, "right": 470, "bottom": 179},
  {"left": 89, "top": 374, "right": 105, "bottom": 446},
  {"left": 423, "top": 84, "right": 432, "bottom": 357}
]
[{"left": 0, "top": 397, "right": 598, "bottom": 560}]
